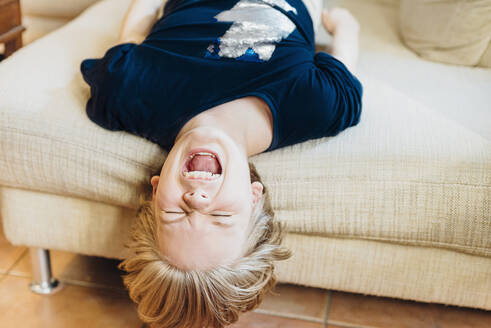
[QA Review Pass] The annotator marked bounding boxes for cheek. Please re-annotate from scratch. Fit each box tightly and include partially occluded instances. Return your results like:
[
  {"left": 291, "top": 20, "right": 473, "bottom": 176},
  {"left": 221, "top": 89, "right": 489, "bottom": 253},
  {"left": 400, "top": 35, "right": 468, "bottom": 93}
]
[
  {"left": 155, "top": 180, "right": 180, "bottom": 208},
  {"left": 237, "top": 209, "right": 255, "bottom": 237},
  {"left": 234, "top": 225, "right": 252, "bottom": 257}
]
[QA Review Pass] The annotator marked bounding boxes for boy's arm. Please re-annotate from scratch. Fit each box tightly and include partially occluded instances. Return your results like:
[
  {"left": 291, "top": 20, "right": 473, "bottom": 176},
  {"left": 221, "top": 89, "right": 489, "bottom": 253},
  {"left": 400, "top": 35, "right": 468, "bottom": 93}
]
[
  {"left": 119, "top": 0, "right": 165, "bottom": 44},
  {"left": 320, "top": 8, "right": 360, "bottom": 73}
]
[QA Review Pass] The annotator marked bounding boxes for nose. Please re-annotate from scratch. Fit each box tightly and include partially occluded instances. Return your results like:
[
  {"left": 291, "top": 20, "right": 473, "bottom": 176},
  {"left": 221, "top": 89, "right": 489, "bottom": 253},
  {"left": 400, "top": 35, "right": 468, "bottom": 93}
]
[{"left": 183, "top": 189, "right": 210, "bottom": 210}]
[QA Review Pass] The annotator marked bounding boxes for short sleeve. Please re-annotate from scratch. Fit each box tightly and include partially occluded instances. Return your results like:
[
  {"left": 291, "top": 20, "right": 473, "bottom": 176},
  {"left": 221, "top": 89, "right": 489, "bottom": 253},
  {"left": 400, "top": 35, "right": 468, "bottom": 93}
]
[
  {"left": 312, "top": 51, "right": 363, "bottom": 134},
  {"left": 80, "top": 43, "right": 137, "bottom": 131},
  {"left": 262, "top": 52, "right": 363, "bottom": 152}
]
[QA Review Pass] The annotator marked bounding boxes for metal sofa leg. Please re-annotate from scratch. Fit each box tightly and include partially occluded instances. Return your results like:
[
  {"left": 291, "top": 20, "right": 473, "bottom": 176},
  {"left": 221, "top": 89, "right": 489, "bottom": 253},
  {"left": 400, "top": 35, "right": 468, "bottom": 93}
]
[{"left": 29, "top": 248, "right": 63, "bottom": 294}]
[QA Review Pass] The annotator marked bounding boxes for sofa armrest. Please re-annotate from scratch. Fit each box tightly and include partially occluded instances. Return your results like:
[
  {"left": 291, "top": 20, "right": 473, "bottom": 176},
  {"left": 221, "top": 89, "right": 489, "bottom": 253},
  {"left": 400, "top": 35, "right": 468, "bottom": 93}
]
[
  {"left": 21, "top": 0, "right": 102, "bottom": 19},
  {"left": 21, "top": 15, "right": 70, "bottom": 45}
]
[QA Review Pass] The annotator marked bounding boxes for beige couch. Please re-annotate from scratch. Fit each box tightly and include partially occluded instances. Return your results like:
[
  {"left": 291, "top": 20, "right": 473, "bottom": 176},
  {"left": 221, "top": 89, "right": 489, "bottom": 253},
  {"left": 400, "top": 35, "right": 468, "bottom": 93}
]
[{"left": 1, "top": 0, "right": 490, "bottom": 310}]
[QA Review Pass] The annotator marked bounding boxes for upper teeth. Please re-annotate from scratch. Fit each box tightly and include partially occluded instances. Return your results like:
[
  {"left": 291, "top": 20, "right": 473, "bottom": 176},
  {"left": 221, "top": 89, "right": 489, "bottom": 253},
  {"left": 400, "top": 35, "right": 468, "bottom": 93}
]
[
  {"left": 190, "top": 152, "right": 216, "bottom": 159},
  {"left": 186, "top": 152, "right": 221, "bottom": 178}
]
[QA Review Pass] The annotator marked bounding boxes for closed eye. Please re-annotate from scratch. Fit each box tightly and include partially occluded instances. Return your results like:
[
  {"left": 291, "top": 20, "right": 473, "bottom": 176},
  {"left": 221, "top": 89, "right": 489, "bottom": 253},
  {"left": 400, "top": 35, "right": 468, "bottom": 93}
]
[{"left": 164, "top": 211, "right": 232, "bottom": 217}]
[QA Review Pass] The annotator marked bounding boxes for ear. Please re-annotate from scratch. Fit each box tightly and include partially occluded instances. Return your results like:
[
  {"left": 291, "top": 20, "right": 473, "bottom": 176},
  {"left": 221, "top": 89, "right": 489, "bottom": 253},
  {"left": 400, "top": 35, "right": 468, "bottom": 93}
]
[
  {"left": 251, "top": 181, "right": 264, "bottom": 205},
  {"left": 150, "top": 175, "right": 160, "bottom": 198}
]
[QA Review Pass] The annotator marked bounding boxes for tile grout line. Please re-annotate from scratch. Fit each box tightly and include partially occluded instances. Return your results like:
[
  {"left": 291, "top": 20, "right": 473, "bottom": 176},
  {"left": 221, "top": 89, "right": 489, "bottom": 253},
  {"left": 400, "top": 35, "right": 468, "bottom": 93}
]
[
  {"left": 326, "top": 320, "right": 379, "bottom": 328},
  {"left": 3, "top": 250, "right": 129, "bottom": 295},
  {"left": 324, "top": 292, "right": 373, "bottom": 328},
  {"left": 4, "top": 248, "right": 28, "bottom": 276},
  {"left": 6, "top": 272, "right": 129, "bottom": 296},
  {"left": 323, "top": 290, "right": 332, "bottom": 328},
  {"left": 5, "top": 271, "right": 30, "bottom": 279},
  {"left": 0, "top": 273, "right": 7, "bottom": 284},
  {"left": 253, "top": 308, "right": 324, "bottom": 324},
  {"left": 1, "top": 250, "right": 128, "bottom": 295}
]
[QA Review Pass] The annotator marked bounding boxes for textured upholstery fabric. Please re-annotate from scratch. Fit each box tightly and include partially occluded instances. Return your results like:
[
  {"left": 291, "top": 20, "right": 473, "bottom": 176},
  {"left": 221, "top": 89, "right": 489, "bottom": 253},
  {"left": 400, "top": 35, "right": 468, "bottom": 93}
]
[
  {"left": 18, "top": 1, "right": 491, "bottom": 139},
  {"left": 277, "top": 233, "right": 491, "bottom": 310},
  {"left": 326, "top": 0, "right": 491, "bottom": 141},
  {"left": 1, "top": 188, "right": 135, "bottom": 259},
  {"left": 20, "top": 0, "right": 101, "bottom": 18},
  {"left": 20, "top": 0, "right": 98, "bottom": 45},
  {"left": 253, "top": 75, "right": 491, "bottom": 258},
  {"left": 1, "top": 0, "right": 490, "bottom": 256},
  {"left": 1, "top": 0, "right": 490, "bottom": 310},
  {"left": 2, "top": 187, "right": 490, "bottom": 310},
  {"left": 399, "top": 0, "right": 491, "bottom": 67},
  {"left": 21, "top": 15, "right": 70, "bottom": 45},
  {"left": 480, "top": 44, "right": 491, "bottom": 67},
  {"left": 1, "top": 0, "right": 164, "bottom": 208},
  {"left": 330, "top": 0, "right": 491, "bottom": 141}
]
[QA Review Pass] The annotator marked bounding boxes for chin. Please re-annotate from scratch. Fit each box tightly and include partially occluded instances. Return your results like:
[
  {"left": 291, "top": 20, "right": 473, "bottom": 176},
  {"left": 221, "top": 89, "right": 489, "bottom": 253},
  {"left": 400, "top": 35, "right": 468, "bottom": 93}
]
[{"left": 181, "top": 126, "right": 226, "bottom": 141}]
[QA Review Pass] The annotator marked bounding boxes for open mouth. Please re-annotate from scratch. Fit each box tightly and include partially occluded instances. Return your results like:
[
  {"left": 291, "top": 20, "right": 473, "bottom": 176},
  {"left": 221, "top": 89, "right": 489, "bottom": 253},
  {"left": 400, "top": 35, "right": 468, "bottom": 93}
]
[{"left": 182, "top": 149, "right": 223, "bottom": 180}]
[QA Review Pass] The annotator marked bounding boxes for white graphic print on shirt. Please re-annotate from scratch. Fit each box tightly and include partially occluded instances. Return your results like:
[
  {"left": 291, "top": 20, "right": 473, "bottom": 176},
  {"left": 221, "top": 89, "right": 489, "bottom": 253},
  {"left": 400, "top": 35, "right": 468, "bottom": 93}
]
[{"left": 205, "top": 0, "right": 298, "bottom": 62}]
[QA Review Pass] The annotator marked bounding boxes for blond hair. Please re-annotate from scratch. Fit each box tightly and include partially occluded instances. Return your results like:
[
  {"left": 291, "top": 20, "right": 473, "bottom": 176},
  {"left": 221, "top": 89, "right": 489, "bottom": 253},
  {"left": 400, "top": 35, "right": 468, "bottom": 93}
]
[{"left": 119, "top": 162, "right": 291, "bottom": 328}]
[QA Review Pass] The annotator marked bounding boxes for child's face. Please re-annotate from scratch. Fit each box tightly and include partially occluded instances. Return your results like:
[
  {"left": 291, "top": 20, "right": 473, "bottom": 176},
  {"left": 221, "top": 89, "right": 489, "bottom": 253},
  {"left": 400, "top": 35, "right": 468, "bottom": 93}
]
[{"left": 151, "top": 126, "right": 263, "bottom": 270}]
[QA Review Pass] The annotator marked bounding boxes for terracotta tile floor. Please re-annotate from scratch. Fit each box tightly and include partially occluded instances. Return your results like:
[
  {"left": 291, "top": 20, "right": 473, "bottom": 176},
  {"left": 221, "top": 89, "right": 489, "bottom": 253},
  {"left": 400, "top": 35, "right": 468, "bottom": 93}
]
[{"left": 1, "top": 220, "right": 490, "bottom": 327}]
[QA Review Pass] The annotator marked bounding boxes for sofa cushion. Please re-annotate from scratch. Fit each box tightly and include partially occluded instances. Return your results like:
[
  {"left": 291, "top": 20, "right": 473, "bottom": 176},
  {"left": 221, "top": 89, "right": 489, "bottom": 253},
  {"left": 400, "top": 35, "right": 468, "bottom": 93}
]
[
  {"left": 399, "top": 0, "right": 491, "bottom": 67},
  {"left": 330, "top": 0, "right": 491, "bottom": 141},
  {"left": 21, "top": 15, "right": 71, "bottom": 45},
  {"left": 1, "top": 0, "right": 164, "bottom": 202},
  {"left": 479, "top": 44, "right": 491, "bottom": 67},
  {"left": 2, "top": 187, "right": 490, "bottom": 310},
  {"left": 0, "top": 0, "right": 490, "bottom": 257},
  {"left": 21, "top": 0, "right": 101, "bottom": 19}
]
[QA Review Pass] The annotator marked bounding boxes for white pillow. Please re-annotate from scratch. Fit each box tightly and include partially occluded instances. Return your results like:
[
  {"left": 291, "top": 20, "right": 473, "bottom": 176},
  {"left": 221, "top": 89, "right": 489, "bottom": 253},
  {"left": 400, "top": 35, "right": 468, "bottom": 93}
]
[{"left": 399, "top": 0, "right": 491, "bottom": 67}]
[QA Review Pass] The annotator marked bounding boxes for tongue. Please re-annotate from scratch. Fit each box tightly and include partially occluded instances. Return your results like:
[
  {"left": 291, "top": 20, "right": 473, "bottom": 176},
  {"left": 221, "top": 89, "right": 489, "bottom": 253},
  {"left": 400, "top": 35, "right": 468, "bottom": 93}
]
[{"left": 188, "top": 155, "right": 221, "bottom": 174}]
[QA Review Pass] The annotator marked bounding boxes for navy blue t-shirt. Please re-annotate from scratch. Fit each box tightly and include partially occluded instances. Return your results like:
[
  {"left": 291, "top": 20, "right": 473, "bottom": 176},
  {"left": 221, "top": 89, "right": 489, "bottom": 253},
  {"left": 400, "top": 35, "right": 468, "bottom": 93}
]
[{"left": 81, "top": 0, "right": 363, "bottom": 152}]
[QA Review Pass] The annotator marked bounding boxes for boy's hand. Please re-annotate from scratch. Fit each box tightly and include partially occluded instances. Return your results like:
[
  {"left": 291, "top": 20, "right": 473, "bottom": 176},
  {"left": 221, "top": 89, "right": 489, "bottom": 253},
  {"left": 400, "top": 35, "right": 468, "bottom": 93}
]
[{"left": 321, "top": 8, "right": 360, "bottom": 36}]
